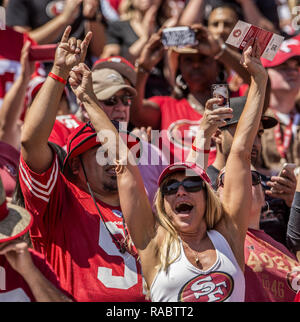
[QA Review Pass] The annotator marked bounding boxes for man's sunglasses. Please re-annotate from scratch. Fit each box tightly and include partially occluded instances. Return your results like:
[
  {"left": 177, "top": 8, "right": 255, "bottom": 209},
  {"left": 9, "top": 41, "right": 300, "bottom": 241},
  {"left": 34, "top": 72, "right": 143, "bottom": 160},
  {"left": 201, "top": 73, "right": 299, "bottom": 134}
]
[
  {"left": 100, "top": 95, "right": 132, "bottom": 107},
  {"left": 218, "top": 170, "right": 261, "bottom": 188},
  {"left": 161, "top": 177, "right": 204, "bottom": 195}
]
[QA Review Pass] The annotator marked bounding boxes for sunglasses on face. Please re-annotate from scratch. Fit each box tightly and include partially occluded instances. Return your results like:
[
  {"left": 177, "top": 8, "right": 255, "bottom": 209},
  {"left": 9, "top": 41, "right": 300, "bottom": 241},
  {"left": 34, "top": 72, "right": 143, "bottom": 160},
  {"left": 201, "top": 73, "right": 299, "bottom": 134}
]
[
  {"left": 161, "top": 177, "right": 204, "bottom": 195},
  {"left": 100, "top": 94, "right": 132, "bottom": 107},
  {"left": 218, "top": 170, "right": 261, "bottom": 188}
]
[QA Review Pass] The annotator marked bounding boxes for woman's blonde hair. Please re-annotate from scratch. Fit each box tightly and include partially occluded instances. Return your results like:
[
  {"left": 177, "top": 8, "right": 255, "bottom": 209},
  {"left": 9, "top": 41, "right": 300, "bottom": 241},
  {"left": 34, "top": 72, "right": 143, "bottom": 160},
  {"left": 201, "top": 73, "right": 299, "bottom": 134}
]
[{"left": 154, "top": 178, "right": 223, "bottom": 272}]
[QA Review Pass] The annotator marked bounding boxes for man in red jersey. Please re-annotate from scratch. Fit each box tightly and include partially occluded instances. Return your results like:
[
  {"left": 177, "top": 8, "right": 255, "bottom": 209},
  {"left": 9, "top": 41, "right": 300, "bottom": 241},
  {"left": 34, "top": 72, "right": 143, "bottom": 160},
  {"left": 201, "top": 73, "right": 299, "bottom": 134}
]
[{"left": 19, "top": 27, "right": 147, "bottom": 302}]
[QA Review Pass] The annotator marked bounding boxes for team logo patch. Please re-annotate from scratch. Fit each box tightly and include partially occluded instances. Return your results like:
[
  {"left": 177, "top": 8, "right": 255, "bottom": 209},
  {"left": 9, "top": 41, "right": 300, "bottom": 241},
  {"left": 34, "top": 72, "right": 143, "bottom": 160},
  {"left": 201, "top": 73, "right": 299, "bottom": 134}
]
[
  {"left": 112, "top": 210, "right": 123, "bottom": 218},
  {"left": 178, "top": 272, "right": 234, "bottom": 302},
  {"left": 287, "top": 267, "right": 300, "bottom": 293},
  {"left": 233, "top": 29, "right": 242, "bottom": 38},
  {"left": 46, "top": 1, "right": 64, "bottom": 18},
  {"left": 167, "top": 119, "right": 200, "bottom": 150}
]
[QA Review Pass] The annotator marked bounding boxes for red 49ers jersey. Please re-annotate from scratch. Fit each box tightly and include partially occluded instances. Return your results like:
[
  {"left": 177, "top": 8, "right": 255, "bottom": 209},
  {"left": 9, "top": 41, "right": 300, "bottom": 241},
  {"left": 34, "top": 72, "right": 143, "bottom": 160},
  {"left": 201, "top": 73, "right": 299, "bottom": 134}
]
[
  {"left": 19, "top": 154, "right": 146, "bottom": 302},
  {"left": 148, "top": 96, "right": 216, "bottom": 166},
  {"left": 49, "top": 114, "right": 83, "bottom": 150}
]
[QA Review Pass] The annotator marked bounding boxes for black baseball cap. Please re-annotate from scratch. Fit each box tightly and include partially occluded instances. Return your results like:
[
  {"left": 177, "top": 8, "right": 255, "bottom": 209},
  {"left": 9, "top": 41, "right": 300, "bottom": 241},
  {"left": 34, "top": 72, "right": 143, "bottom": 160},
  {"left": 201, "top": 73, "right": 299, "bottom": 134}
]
[{"left": 220, "top": 96, "right": 278, "bottom": 130}]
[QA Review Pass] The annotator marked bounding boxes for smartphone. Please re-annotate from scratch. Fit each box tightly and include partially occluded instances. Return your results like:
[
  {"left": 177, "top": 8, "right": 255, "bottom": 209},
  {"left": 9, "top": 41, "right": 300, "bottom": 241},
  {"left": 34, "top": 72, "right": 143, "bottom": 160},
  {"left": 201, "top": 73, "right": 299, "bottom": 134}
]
[
  {"left": 271, "top": 163, "right": 297, "bottom": 192},
  {"left": 278, "top": 163, "right": 297, "bottom": 177},
  {"left": 211, "top": 84, "right": 230, "bottom": 109},
  {"left": 29, "top": 44, "right": 57, "bottom": 62},
  {"left": 161, "top": 26, "right": 197, "bottom": 47}
]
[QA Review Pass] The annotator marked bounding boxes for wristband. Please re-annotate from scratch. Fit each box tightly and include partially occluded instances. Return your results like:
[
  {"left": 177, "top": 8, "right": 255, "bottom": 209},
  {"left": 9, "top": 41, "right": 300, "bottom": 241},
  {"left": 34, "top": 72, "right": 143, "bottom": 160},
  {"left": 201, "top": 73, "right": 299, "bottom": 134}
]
[
  {"left": 192, "top": 144, "right": 210, "bottom": 154},
  {"left": 48, "top": 72, "right": 67, "bottom": 85}
]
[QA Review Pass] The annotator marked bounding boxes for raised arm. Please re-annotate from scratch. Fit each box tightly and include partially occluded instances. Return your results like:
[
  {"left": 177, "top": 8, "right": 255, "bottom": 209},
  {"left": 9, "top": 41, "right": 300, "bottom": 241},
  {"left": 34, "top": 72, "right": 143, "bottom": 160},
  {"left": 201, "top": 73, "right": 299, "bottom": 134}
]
[
  {"left": 12, "top": 0, "right": 83, "bottom": 44},
  {"left": 130, "top": 31, "right": 165, "bottom": 129},
  {"left": 21, "top": 26, "right": 92, "bottom": 173},
  {"left": 0, "top": 41, "right": 34, "bottom": 150},
  {"left": 69, "top": 63, "right": 156, "bottom": 251},
  {"left": 0, "top": 240, "right": 72, "bottom": 302},
  {"left": 221, "top": 39, "right": 268, "bottom": 248}
]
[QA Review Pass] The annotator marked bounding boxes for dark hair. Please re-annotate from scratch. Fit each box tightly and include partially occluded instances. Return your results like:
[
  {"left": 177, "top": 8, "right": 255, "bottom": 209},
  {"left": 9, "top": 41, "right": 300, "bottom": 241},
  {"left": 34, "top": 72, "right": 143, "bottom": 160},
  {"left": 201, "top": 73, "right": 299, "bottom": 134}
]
[
  {"left": 204, "top": 1, "right": 244, "bottom": 25},
  {"left": 171, "top": 60, "right": 227, "bottom": 99}
]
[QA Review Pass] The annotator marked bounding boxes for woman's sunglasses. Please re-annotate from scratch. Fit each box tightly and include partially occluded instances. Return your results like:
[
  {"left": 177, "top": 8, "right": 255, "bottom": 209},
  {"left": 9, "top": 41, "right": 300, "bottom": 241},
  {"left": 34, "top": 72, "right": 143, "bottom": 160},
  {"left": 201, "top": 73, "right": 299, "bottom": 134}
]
[
  {"left": 100, "top": 94, "right": 132, "bottom": 107},
  {"left": 161, "top": 177, "right": 204, "bottom": 195},
  {"left": 218, "top": 170, "right": 261, "bottom": 188}
]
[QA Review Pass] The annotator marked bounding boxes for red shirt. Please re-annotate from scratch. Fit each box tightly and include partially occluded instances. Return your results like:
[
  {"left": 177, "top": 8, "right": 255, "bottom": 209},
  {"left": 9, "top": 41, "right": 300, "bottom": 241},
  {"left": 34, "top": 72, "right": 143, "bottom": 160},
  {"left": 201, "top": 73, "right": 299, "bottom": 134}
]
[
  {"left": 49, "top": 114, "right": 83, "bottom": 150},
  {"left": 0, "top": 248, "right": 62, "bottom": 302},
  {"left": 245, "top": 229, "right": 300, "bottom": 302},
  {"left": 19, "top": 154, "right": 146, "bottom": 302},
  {"left": 148, "top": 96, "right": 216, "bottom": 165}
]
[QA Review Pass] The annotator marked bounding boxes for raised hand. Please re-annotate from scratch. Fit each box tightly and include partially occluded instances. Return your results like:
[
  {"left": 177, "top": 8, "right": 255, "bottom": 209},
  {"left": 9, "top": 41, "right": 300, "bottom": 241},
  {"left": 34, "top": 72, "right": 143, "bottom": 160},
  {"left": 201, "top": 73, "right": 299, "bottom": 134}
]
[
  {"left": 20, "top": 41, "right": 35, "bottom": 81},
  {"left": 240, "top": 38, "right": 268, "bottom": 79},
  {"left": 192, "top": 24, "right": 223, "bottom": 57},
  {"left": 69, "top": 63, "right": 95, "bottom": 102},
  {"left": 199, "top": 98, "right": 233, "bottom": 136},
  {"left": 0, "top": 240, "right": 34, "bottom": 277},
  {"left": 53, "top": 26, "right": 92, "bottom": 77},
  {"left": 61, "top": 0, "right": 83, "bottom": 25},
  {"left": 137, "top": 31, "right": 165, "bottom": 72}
]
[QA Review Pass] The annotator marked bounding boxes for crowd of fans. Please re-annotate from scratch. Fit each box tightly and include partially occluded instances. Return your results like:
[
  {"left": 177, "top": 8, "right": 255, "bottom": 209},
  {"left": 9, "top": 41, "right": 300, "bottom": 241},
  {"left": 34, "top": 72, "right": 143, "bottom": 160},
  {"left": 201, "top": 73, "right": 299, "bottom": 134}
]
[{"left": 1, "top": 0, "right": 300, "bottom": 302}]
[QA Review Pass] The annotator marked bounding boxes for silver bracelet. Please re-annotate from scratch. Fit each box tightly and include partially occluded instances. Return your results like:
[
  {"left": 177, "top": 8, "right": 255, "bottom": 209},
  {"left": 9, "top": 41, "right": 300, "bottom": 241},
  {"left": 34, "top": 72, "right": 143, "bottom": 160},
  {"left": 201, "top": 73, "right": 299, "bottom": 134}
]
[{"left": 214, "top": 43, "right": 227, "bottom": 60}]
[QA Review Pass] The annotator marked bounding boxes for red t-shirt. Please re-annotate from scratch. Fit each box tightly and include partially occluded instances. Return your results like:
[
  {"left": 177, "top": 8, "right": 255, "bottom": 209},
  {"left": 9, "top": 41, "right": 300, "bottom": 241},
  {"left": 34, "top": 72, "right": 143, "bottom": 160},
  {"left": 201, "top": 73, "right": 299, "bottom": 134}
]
[
  {"left": 148, "top": 96, "right": 216, "bottom": 165},
  {"left": 49, "top": 114, "right": 83, "bottom": 150},
  {"left": 19, "top": 154, "right": 146, "bottom": 302},
  {"left": 245, "top": 229, "right": 300, "bottom": 302},
  {"left": 0, "top": 248, "right": 63, "bottom": 302}
]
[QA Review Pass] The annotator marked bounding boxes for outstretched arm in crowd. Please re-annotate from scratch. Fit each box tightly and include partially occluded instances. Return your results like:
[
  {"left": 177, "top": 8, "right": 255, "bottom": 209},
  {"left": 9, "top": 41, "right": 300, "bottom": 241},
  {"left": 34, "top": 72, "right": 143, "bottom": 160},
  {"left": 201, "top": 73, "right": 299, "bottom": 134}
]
[
  {"left": 0, "top": 41, "right": 34, "bottom": 150},
  {"left": 287, "top": 174, "right": 300, "bottom": 262},
  {"left": 219, "top": 39, "right": 268, "bottom": 269},
  {"left": 69, "top": 63, "right": 157, "bottom": 284},
  {"left": 186, "top": 98, "right": 233, "bottom": 169},
  {"left": 0, "top": 239, "right": 72, "bottom": 301},
  {"left": 21, "top": 26, "right": 92, "bottom": 173}
]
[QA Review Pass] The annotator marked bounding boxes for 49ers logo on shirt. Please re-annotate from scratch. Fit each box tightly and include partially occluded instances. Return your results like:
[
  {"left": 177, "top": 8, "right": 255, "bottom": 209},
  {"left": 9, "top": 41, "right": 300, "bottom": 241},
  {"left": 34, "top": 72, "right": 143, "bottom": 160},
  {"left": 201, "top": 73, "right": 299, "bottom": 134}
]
[
  {"left": 46, "top": 1, "right": 65, "bottom": 17},
  {"left": 167, "top": 119, "right": 200, "bottom": 150},
  {"left": 178, "top": 272, "right": 234, "bottom": 302}
]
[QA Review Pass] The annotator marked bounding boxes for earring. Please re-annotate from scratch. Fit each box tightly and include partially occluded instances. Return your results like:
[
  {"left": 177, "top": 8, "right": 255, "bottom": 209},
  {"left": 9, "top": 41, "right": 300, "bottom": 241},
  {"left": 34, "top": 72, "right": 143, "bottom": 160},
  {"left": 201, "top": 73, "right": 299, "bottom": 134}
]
[{"left": 176, "top": 74, "right": 187, "bottom": 90}]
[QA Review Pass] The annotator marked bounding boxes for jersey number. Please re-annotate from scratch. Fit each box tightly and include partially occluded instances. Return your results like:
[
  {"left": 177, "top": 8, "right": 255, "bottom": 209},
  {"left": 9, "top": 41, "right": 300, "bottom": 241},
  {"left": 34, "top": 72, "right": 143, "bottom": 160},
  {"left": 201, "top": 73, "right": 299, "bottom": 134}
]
[{"left": 97, "top": 220, "right": 138, "bottom": 289}]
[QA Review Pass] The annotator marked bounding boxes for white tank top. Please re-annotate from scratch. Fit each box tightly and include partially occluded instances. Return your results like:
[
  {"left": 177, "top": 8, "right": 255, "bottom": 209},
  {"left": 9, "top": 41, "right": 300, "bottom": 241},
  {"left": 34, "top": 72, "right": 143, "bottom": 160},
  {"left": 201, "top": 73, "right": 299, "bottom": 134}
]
[{"left": 150, "top": 230, "right": 245, "bottom": 302}]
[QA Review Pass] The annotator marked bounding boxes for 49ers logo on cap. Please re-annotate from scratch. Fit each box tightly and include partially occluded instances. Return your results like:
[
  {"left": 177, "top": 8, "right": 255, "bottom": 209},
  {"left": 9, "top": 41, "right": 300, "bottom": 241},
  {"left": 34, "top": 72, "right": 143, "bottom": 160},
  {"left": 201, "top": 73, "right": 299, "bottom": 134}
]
[{"left": 178, "top": 272, "right": 234, "bottom": 302}]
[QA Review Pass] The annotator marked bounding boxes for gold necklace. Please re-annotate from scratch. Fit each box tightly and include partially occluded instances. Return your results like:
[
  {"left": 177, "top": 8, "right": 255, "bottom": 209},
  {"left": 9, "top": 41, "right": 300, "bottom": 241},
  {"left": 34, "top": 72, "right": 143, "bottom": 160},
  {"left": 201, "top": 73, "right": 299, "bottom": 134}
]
[{"left": 181, "top": 239, "right": 200, "bottom": 265}]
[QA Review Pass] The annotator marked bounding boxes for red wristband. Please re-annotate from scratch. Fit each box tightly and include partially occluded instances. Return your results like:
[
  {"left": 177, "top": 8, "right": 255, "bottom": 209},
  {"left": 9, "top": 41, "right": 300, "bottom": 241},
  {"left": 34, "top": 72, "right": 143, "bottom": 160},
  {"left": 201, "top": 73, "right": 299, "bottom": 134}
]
[
  {"left": 192, "top": 144, "right": 210, "bottom": 154},
  {"left": 48, "top": 72, "right": 67, "bottom": 85}
]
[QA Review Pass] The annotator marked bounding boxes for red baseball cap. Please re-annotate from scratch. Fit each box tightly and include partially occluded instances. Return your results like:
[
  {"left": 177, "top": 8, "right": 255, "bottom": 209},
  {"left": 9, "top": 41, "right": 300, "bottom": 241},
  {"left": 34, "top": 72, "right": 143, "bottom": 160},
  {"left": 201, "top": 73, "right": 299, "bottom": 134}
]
[
  {"left": 261, "top": 34, "right": 300, "bottom": 68},
  {"left": 62, "top": 121, "right": 142, "bottom": 173},
  {"left": 158, "top": 162, "right": 212, "bottom": 187},
  {"left": 92, "top": 56, "right": 137, "bottom": 86}
]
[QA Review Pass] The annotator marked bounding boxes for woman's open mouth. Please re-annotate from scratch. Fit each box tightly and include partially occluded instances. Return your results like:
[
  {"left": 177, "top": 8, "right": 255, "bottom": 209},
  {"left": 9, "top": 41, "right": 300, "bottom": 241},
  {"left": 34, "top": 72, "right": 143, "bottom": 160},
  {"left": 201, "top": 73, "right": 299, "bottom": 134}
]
[{"left": 175, "top": 202, "right": 194, "bottom": 214}]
